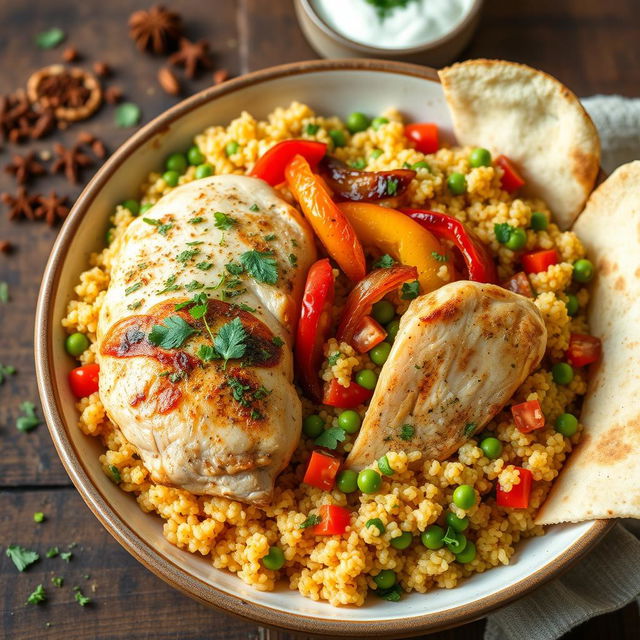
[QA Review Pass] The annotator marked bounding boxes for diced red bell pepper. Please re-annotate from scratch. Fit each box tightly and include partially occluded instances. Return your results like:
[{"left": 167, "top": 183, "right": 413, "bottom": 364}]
[
  {"left": 496, "top": 154, "right": 525, "bottom": 193},
  {"left": 310, "top": 504, "right": 351, "bottom": 535},
  {"left": 496, "top": 467, "right": 533, "bottom": 509},
  {"left": 303, "top": 451, "right": 341, "bottom": 491},
  {"left": 351, "top": 315, "right": 386, "bottom": 354},
  {"left": 250, "top": 139, "right": 327, "bottom": 186},
  {"left": 69, "top": 363, "right": 100, "bottom": 398},
  {"left": 512, "top": 400, "right": 545, "bottom": 433},
  {"left": 323, "top": 378, "right": 373, "bottom": 409},
  {"left": 296, "top": 258, "right": 335, "bottom": 402},
  {"left": 404, "top": 123, "right": 439, "bottom": 154},
  {"left": 502, "top": 271, "right": 534, "bottom": 298},
  {"left": 521, "top": 249, "right": 558, "bottom": 274},
  {"left": 567, "top": 333, "right": 602, "bottom": 367}
]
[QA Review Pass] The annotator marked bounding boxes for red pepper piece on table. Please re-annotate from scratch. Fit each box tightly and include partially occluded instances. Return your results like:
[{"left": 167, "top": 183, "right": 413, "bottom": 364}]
[
  {"left": 303, "top": 450, "right": 341, "bottom": 491},
  {"left": 496, "top": 154, "right": 525, "bottom": 193},
  {"left": 310, "top": 504, "right": 351, "bottom": 535},
  {"left": 404, "top": 123, "right": 439, "bottom": 154},
  {"left": 567, "top": 333, "right": 602, "bottom": 367},
  {"left": 496, "top": 466, "right": 533, "bottom": 509},
  {"left": 521, "top": 249, "right": 558, "bottom": 274},
  {"left": 512, "top": 399, "right": 545, "bottom": 433},
  {"left": 69, "top": 363, "right": 100, "bottom": 398},
  {"left": 323, "top": 378, "right": 373, "bottom": 409},
  {"left": 250, "top": 139, "right": 327, "bottom": 186},
  {"left": 401, "top": 209, "right": 497, "bottom": 284}
]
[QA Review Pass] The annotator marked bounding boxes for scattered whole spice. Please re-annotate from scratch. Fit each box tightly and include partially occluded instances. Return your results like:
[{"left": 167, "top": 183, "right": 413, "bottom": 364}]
[
  {"left": 158, "top": 67, "right": 180, "bottom": 96},
  {"left": 35, "top": 191, "right": 70, "bottom": 226},
  {"left": 77, "top": 131, "right": 107, "bottom": 158},
  {"left": 4, "top": 151, "right": 46, "bottom": 185},
  {"left": 129, "top": 5, "right": 183, "bottom": 54},
  {"left": 50, "top": 142, "right": 93, "bottom": 184},
  {"left": 213, "top": 69, "right": 229, "bottom": 85},
  {"left": 1, "top": 186, "right": 39, "bottom": 221},
  {"left": 0, "top": 241, "right": 11, "bottom": 253},
  {"left": 62, "top": 46, "right": 79, "bottom": 62},
  {"left": 92, "top": 61, "right": 111, "bottom": 77},
  {"left": 169, "top": 38, "right": 213, "bottom": 78},
  {"left": 104, "top": 85, "right": 123, "bottom": 104}
]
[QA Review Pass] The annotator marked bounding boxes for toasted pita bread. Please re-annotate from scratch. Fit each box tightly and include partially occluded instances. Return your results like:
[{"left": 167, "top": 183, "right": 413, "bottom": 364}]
[
  {"left": 438, "top": 59, "right": 600, "bottom": 230},
  {"left": 536, "top": 161, "right": 640, "bottom": 524}
]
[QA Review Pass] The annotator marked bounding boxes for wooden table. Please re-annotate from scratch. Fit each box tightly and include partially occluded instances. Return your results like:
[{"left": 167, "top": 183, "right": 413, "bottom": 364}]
[{"left": 1, "top": 1, "right": 639, "bottom": 638}]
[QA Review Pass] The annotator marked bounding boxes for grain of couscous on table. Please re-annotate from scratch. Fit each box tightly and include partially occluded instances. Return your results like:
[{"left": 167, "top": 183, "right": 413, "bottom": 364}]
[{"left": 62, "top": 101, "right": 593, "bottom": 606}]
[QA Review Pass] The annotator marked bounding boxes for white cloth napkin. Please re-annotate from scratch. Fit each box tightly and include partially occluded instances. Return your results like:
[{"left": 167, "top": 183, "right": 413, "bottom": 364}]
[{"left": 484, "top": 95, "right": 640, "bottom": 640}]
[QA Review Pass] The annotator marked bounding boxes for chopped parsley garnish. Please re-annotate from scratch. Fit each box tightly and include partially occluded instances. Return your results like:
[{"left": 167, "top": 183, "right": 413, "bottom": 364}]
[
  {"left": 169, "top": 371, "right": 186, "bottom": 383},
  {"left": 176, "top": 248, "right": 200, "bottom": 263},
  {"left": 373, "top": 254, "right": 396, "bottom": 269},
  {"left": 227, "top": 376, "right": 252, "bottom": 406},
  {"left": 73, "top": 586, "right": 91, "bottom": 606},
  {"left": 291, "top": 238, "right": 299, "bottom": 247},
  {"left": 108, "top": 465, "right": 121, "bottom": 484},
  {"left": 250, "top": 409, "right": 264, "bottom": 420},
  {"left": 249, "top": 203, "right": 260, "bottom": 212},
  {"left": 225, "top": 262, "right": 244, "bottom": 276},
  {"left": 148, "top": 315, "right": 196, "bottom": 349},
  {"left": 188, "top": 216, "right": 204, "bottom": 224},
  {"left": 26, "top": 584, "right": 46, "bottom": 605},
  {"left": 375, "top": 584, "right": 402, "bottom": 602},
  {"left": 327, "top": 352, "right": 340, "bottom": 366},
  {"left": 214, "top": 211, "right": 236, "bottom": 230},
  {"left": 304, "top": 123, "right": 320, "bottom": 135},
  {"left": 0, "top": 281, "right": 9, "bottom": 303},
  {"left": 386, "top": 177, "right": 399, "bottom": 196},
  {"left": 197, "top": 344, "right": 217, "bottom": 362},
  {"left": 51, "top": 576, "right": 63, "bottom": 588},
  {"left": 288, "top": 253, "right": 298, "bottom": 267},
  {"left": 6, "top": 545, "right": 39, "bottom": 571},
  {"left": 46, "top": 547, "right": 59, "bottom": 559},
  {"left": 16, "top": 402, "right": 40, "bottom": 433},
  {"left": 299, "top": 514, "right": 321, "bottom": 529},
  {"left": 124, "top": 282, "right": 142, "bottom": 296},
  {"left": 271, "top": 336, "right": 284, "bottom": 347},
  {"left": 196, "top": 261, "right": 213, "bottom": 271},
  {"left": 60, "top": 551, "right": 72, "bottom": 563},
  {"left": 142, "top": 217, "right": 173, "bottom": 236},
  {"left": 401, "top": 280, "right": 420, "bottom": 300},
  {"left": 264, "top": 233, "right": 277, "bottom": 242},
  {"left": 238, "top": 303, "right": 256, "bottom": 313},
  {"left": 494, "top": 222, "right": 515, "bottom": 244},
  {"left": 314, "top": 427, "right": 346, "bottom": 450},
  {"left": 365, "top": 0, "right": 417, "bottom": 21},
  {"left": 127, "top": 301, "right": 142, "bottom": 311},
  {"left": 157, "top": 274, "right": 180, "bottom": 294},
  {"left": 431, "top": 251, "right": 448, "bottom": 262},
  {"left": 349, "top": 158, "right": 366, "bottom": 170},
  {"left": 33, "top": 512, "right": 45, "bottom": 523},
  {"left": 186, "top": 240, "right": 203, "bottom": 246},
  {"left": 0, "top": 363, "right": 16, "bottom": 384},
  {"left": 463, "top": 422, "right": 477, "bottom": 438},
  {"left": 240, "top": 250, "right": 278, "bottom": 285},
  {"left": 214, "top": 317, "right": 247, "bottom": 367},
  {"left": 185, "top": 280, "right": 204, "bottom": 291},
  {"left": 399, "top": 424, "right": 415, "bottom": 441}
]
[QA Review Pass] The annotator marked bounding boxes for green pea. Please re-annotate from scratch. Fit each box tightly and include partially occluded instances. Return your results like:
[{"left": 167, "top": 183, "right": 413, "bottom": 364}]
[
  {"left": 195, "top": 164, "right": 213, "bottom": 179},
  {"left": 552, "top": 362, "right": 574, "bottom": 386},
  {"left": 337, "top": 410, "right": 361, "bottom": 434},
  {"left": 346, "top": 111, "right": 370, "bottom": 134},
  {"left": 261, "top": 546, "right": 285, "bottom": 570},
  {"left": 505, "top": 228, "right": 527, "bottom": 251},
  {"left": 469, "top": 147, "right": 491, "bottom": 168},
  {"left": 411, "top": 160, "right": 431, "bottom": 171},
  {"left": 371, "top": 116, "right": 389, "bottom": 130},
  {"left": 336, "top": 469, "right": 358, "bottom": 493},
  {"left": 121, "top": 199, "right": 140, "bottom": 215},
  {"left": 452, "top": 485, "right": 476, "bottom": 510},
  {"left": 480, "top": 437, "right": 502, "bottom": 460},
  {"left": 447, "top": 172, "right": 467, "bottom": 195},
  {"left": 573, "top": 259, "right": 594, "bottom": 283},
  {"left": 140, "top": 203, "right": 153, "bottom": 214},
  {"left": 565, "top": 293, "right": 579, "bottom": 317},
  {"left": 357, "top": 468, "right": 381, "bottom": 494},
  {"left": 555, "top": 412, "right": 578, "bottom": 437},
  {"left": 445, "top": 530, "right": 467, "bottom": 554},
  {"left": 373, "top": 569, "right": 396, "bottom": 590},
  {"left": 162, "top": 170, "right": 179, "bottom": 187},
  {"left": 377, "top": 454, "right": 394, "bottom": 476},
  {"left": 445, "top": 512, "right": 469, "bottom": 533},
  {"left": 303, "top": 414, "right": 324, "bottom": 438},
  {"left": 455, "top": 540, "right": 476, "bottom": 564},
  {"left": 385, "top": 319, "right": 400, "bottom": 343},
  {"left": 225, "top": 141, "right": 239, "bottom": 156},
  {"left": 369, "top": 342, "right": 391, "bottom": 366},
  {"left": 421, "top": 525, "right": 444, "bottom": 550},
  {"left": 372, "top": 300, "right": 395, "bottom": 325},
  {"left": 187, "top": 145, "right": 205, "bottom": 165},
  {"left": 65, "top": 332, "right": 89, "bottom": 357},
  {"left": 390, "top": 531, "right": 413, "bottom": 550},
  {"left": 365, "top": 518, "right": 386, "bottom": 535},
  {"left": 329, "top": 129, "right": 346, "bottom": 148},
  {"left": 165, "top": 152, "right": 187, "bottom": 174},
  {"left": 355, "top": 369, "right": 377, "bottom": 390},
  {"left": 530, "top": 211, "right": 548, "bottom": 231}
]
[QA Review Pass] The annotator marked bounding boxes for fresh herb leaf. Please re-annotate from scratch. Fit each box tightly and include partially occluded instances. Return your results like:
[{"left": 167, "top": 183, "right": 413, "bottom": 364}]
[
  {"left": 442, "top": 526, "right": 458, "bottom": 545},
  {"left": 375, "top": 584, "right": 402, "bottom": 602},
  {"left": 249, "top": 203, "right": 260, "bottom": 212},
  {"left": 214, "top": 211, "right": 236, "bottom": 230},
  {"left": 60, "top": 551, "right": 72, "bottom": 563},
  {"left": 0, "top": 282, "right": 8, "bottom": 303},
  {"left": 386, "top": 177, "right": 399, "bottom": 196},
  {"left": 264, "top": 233, "right": 277, "bottom": 242},
  {"left": 240, "top": 250, "right": 278, "bottom": 285},
  {"left": 365, "top": 0, "right": 417, "bottom": 21},
  {"left": 196, "top": 261, "right": 213, "bottom": 271},
  {"left": 148, "top": 315, "right": 196, "bottom": 349},
  {"left": 299, "top": 514, "right": 321, "bottom": 529},
  {"left": 0, "top": 363, "right": 16, "bottom": 384},
  {"left": 108, "top": 465, "right": 121, "bottom": 484},
  {"left": 327, "top": 352, "right": 340, "bottom": 366},
  {"left": 188, "top": 216, "right": 204, "bottom": 224},
  {"left": 184, "top": 280, "right": 204, "bottom": 291},
  {"left": 463, "top": 422, "right": 477, "bottom": 438},
  {"left": 431, "top": 251, "right": 448, "bottom": 262},
  {"left": 494, "top": 223, "right": 515, "bottom": 244},
  {"left": 142, "top": 217, "right": 172, "bottom": 236},
  {"left": 197, "top": 344, "right": 218, "bottom": 362},
  {"left": 271, "top": 336, "right": 284, "bottom": 347},
  {"left": 187, "top": 292, "right": 208, "bottom": 319},
  {"left": 115, "top": 102, "right": 141, "bottom": 128},
  {"left": 401, "top": 280, "right": 420, "bottom": 300},
  {"left": 36, "top": 27, "right": 65, "bottom": 49},
  {"left": 225, "top": 262, "right": 244, "bottom": 276},
  {"left": 399, "top": 424, "right": 414, "bottom": 441},
  {"left": 314, "top": 427, "right": 346, "bottom": 450},
  {"left": 124, "top": 282, "right": 142, "bottom": 296},
  {"left": 349, "top": 158, "right": 366, "bottom": 170},
  {"left": 214, "top": 317, "right": 247, "bottom": 367},
  {"left": 157, "top": 274, "right": 180, "bottom": 294},
  {"left": 73, "top": 586, "right": 91, "bottom": 606},
  {"left": 250, "top": 409, "right": 264, "bottom": 420},
  {"left": 16, "top": 402, "right": 40, "bottom": 432},
  {"left": 176, "top": 248, "right": 200, "bottom": 264},
  {"left": 186, "top": 240, "right": 203, "bottom": 246},
  {"left": 291, "top": 238, "right": 299, "bottom": 247},
  {"left": 33, "top": 512, "right": 45, "bottom": 523},
  {"left": 227, "top": 376, "right": 252, "bottom": 406},
  {"left": 127, "top": 301, "right": 142, "bottom": 311},
  {"left": 26, "top": 584, "right": 46, "bottom": 605},
  {"left": 51, "top": 576, "right": 64, "bottom": 588},
  {"left": 169, "top": 371, "right": 186, "bottom": 383},
  {"left": 288, "top": 253, "right": 298, "bottom": 267},
  {"left": 373, "top": 254, "right": 395, "bottom": 269},
  {"left": 238, "top": 303, "right": 256, "bottom": 313},
  {"left": 46, "top": 547, "right": 59, "bottom": 559},
  {"left": 304, "top": 123, "right": 320, "bottom": 136},
  {"left": 6, "top": 545, "right": 39, "bottom": 571}
]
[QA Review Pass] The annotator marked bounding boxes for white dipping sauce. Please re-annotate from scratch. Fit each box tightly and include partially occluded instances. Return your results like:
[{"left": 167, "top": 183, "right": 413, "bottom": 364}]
[{"left": 312, "top": 0, "right": 474, "bottom": 49}]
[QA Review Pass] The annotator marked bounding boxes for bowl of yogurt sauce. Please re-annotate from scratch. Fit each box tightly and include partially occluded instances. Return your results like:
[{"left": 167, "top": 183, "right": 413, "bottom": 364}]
[{"left": 295, "top": 0, "right": 483, "bottom": 66}]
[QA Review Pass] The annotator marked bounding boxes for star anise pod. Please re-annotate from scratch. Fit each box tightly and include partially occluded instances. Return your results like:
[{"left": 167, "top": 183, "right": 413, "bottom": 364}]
[
  {"left": 4, "top": 151, "right": 46, "bottom": 185},
  {"left": 51, "top": 142, "right": 93, "bottom": 184},
  {"left": 35, "top": 191, "right": 70, "bottom": 226},
  {"left": 129, "top": 5, "right": 183, "bottom": 55},
  {"left": 1, "top": 186, "right": 39, "bottom": 221},
  {"left": 169, "top": 38, "right": 212, "bottom": 79}
]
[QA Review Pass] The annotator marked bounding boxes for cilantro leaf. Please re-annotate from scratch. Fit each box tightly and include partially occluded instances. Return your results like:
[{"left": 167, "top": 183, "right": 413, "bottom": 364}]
[
  {"left": 214, "top": 317, "right": 247, "bottom": 367},
  {"left": 51, "top": 576, "right": 63, "bottom": 587},
  {"left": 431, "top": 251, "right": 448, "bottom": 262},
  {"left": 26, "top": 584, "right": 46, "bottom": 605},
  {"left": 288, "top": 253, "right": 298, "bottom": 267},
  {"left": 264, "top": 233, "right": 277, "bottom": 242},
  {"left": 188, "top": 292, "right": 208, "bottom": 319},
  {"left": 271, "top": 336, "right": 284, "bottom": 347},
  {"left": 249, "top": 203, "right": 260, "bottom": 212},
  {"left": 373, "top": 254, "right": 396, "bottom": 269},
  {"left": 124, "top": 282, "right": 142, "bottom": 296},
  {"left": 251, "top": 409, "right": 264, "bottom": 420},
  {"left": 60, "top": 551, "right": 73, "bottom": 563},
  {"left": 299, "top": 514, "right": 322, "bottom": 529},
  {"left": 188, "top": 216, "right": 204, "bottom": 224},
  {"left": 463, "top": 422, "right": 477, "bottom": 438},
  {"left": 494, "top": 222, "right": 515, "bottom": 244},
  {"left": 108, "top": 465, "right": 121, "bottom": 484},
  {"left": 196, "top": 261, "right": 213, "bottom": 271},
  {"left": 399, "top": 424, "right": 414, "bottom": 441},
  {"left": 46, "top": 547, "right": 59, "bottom": 559},
  {"left": 176, "top": 248, "right": 200, "bottom": 263},
  {"left": 238, "top": 303, "right": 256, "bottom": 313},
  {"left": 148, "top": 315, "right": 196, "bottom": 349},
  {"left": 327, "top": 352, "right": 341, "bottom": 366},
  {"left": 0, "top": 363, "right": 16, "bottom": 384},
  {"left": 375, "top": 584, "right": 402, "bottom": 602},
  {"left": 74, "top": 586, "right": 91, "bottom": 606},
  {"left": 225, "top": 262, "right": 244, "bottom": 276},
  {"left": 6, "top": 545, "right": 39, "bottom": 571},
  {"left": 143, "top": 217, "right": 172, "bottom": 236},
  {"left": 214, "top": 211, "right": 236, "bottom": 230},
  {"left": 386, "top": 177, "right": 399, "bottom": 196},
  {"left": 157, "top": 274, "right": 180, "bottom": 294},
  {"left": 401, "top": 280, "right": 420, "bottom": 300},
  {"left": 185, "top": 280, "right": 204, "bottom": 291},
  {"left": 314, "top": 427, "right": 346, "bottom": 450},
  {"left": 197, "top": 344, "right": 218, "bottom": 362},
  {"left": 16, "top": 402, "right": 40, "bottom": 432},
  {"left": 240, "top": 250, "right": 278, "bottom": 285}
]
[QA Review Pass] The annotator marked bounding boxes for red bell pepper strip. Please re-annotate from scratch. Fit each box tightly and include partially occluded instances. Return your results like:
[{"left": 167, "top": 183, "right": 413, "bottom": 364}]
[
  {"left": 303, "top": 451, "right": 341, "bottom": 491},
  {"left": 404, "top": 123, "right": 439, "bottom": 154},
  {"left": 296, "top": 259, "right": 335, "bottom": 402},
  {"left": 336, "top": 265, "right": 418, "bottom": 348},
  {"left": 512, "top": 400, "right": 545, "bottom": 434},
  {"left": 496, "top": 467, "right": 533, "bottom": 509},
  {"left": 249, "top": 139, "right": 327, "bottom": 186},
  {"left": 496, "top": 154, "right": 525, "bottom": 193},
  {"left": 310, "top": 504, "right": 351, "bottom": 535},
  {"left": 69, "top": 363, "right": 100, "bottom": 398},
  {"left": 502, "top": 271, "right": 534, "bottom": 298},
  {"left": 567, "top": 333, "right": 602, "bottom": 367},
  {"left": 323, "top": 378, "right": 373, "bottom": 409},
  {"left": 401, "top": 209, "right": 497, "bottom": 284},
  {"left": 521, "top": 249, "right": 558, "bottom": 274},
  {"left": 351, "top": 315, "right": 386, "bottom": 354}
]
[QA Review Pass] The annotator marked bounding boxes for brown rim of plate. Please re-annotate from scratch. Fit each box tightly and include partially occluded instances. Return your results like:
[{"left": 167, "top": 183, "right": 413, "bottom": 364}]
[
  {"left": 299, "top": 0, "right": 485, "bottom": 55},
  {"left": 34, "top": 58, "right": 613, "bottom": 638}
]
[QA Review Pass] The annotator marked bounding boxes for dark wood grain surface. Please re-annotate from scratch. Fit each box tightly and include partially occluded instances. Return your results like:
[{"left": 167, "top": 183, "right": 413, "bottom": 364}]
[{"left": 1, "top": 1, "right": 639, "bottom": 638}]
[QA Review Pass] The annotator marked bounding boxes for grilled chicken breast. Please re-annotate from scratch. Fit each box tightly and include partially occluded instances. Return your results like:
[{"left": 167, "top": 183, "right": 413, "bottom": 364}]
[
  {"left": 346, "top": 281, "right": 547, "bottom": 470},
  {"left": 97, "top": 175, "right": 316, "bottom": 504}
]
